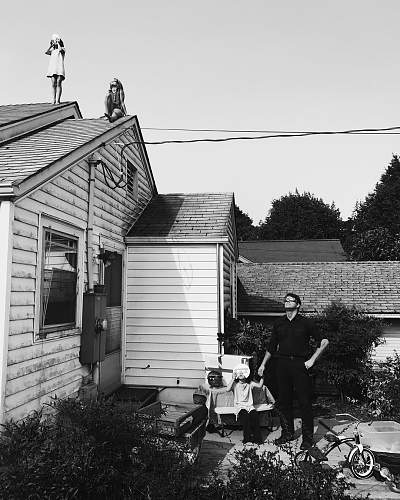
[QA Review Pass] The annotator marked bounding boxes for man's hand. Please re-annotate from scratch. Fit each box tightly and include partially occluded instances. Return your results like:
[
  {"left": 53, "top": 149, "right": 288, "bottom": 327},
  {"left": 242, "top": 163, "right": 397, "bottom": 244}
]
[
  {"left": 257, "top": 364, "right": 265, "bottom": 377},
  {"left": 304, "top": 359, "right": 314, "bottom": 370}
]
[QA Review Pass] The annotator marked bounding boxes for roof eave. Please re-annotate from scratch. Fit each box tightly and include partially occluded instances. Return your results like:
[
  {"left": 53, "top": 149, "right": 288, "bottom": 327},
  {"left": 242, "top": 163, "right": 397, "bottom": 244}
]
[
  {"left": 238, "top": 310, "right": 400, "bottom": 318},
  {"left": 125, "top": 236, "right": 229, "bottom": 244}
]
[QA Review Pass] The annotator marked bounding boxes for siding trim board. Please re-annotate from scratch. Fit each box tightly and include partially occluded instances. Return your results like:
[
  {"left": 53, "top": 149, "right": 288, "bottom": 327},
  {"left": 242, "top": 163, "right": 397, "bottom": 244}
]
[{"left": 0, "top": 201, "right": 14, "bottom": 423}]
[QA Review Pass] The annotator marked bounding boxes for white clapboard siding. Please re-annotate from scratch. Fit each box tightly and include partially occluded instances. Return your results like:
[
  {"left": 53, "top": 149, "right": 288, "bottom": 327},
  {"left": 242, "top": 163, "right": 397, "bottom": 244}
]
[
  {"left": 125, "top": 245, "right": 219, "bottom": 388},
  {"left": 373, "top": 332, "right": 400, "bottom": 362},
  {"left": 127, "top": 309, "right": 218, "bottom": 319},
  {"left": 126, "top": 301, "right": 217, "bottom": 311},
  {"left": 130, "top": 293, "right": 217, "bottom": 302},
  {"left": 127, "top": 351, "right": 207, "bottom": 362},
  {"left": 6, "top": 379, "right": 82, "bottom": 422},
  {"left": 6, "top": 129, "right": 154, "bottom": 421},
  {"left": 126, "top": 342, "right": 218, "bottom": 354}
]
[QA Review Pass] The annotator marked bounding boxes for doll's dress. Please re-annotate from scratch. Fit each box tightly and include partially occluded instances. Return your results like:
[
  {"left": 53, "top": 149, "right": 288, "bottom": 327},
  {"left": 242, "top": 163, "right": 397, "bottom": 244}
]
[{"left": 47, "top": 47, "right": 65, "bottom": 79}]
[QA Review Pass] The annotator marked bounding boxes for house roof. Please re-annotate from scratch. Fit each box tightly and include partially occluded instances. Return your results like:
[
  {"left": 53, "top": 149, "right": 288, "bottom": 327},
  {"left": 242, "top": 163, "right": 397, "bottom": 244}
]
[
  {"left": 0, "top": 102, "right": 80, "bottom": 127},
  {"left": 239, "top": 239, "right": 347, "bottom": 263},
  {"left": 237, "top": 261, "right": 400, "bottom": 315},
  {"left": 0, "top": 118, "right": 123, "bottom": 187},
  {"left": 126, "top": 192, "right": 234, "bottom": 241}
]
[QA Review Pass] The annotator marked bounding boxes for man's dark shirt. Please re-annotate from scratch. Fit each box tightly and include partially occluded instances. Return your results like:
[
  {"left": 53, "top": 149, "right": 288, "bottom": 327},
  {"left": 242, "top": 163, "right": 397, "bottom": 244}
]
[{"left": 268, "top": 313, "right": 322, "bottom": 358}]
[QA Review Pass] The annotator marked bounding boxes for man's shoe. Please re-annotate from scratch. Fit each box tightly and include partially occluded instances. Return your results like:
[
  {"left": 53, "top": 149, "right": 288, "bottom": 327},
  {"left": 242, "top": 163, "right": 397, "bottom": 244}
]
[{"left": 274, "top": 434, "right": 294, "bottom": 445}]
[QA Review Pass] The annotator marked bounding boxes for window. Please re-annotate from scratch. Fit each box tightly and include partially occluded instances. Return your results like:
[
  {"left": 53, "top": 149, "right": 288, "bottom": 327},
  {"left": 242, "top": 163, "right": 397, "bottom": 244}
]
[
  {"left": 126, "top": 160, "right": 138, "bottom": 200},
  {"left": 40, "top": 228, "right": 78, "bottom": 335}
]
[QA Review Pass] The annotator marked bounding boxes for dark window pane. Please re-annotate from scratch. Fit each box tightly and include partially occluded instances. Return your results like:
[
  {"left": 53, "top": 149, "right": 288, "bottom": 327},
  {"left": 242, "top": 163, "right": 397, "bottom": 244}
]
[
  {"left": 104, "top": 253, "right": 122, "bottom": 307},
  {"left": 126, "top": 160, "right": 137, "bottom": 198},
  {"left": 41, "top": 230, "right": 78, "bottom": 328}
]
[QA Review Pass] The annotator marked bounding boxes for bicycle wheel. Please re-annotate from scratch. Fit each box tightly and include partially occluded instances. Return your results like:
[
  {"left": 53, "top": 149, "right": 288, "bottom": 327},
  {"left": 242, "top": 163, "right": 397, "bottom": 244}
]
[{"left": 349, "top": 448, "right": 375, "bottom": 479}]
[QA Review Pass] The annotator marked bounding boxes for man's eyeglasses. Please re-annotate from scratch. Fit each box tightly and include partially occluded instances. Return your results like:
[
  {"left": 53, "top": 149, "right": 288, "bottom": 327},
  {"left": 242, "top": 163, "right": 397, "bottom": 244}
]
[{"left": 284, "top": 298, "right": 297, "bottom": 303}]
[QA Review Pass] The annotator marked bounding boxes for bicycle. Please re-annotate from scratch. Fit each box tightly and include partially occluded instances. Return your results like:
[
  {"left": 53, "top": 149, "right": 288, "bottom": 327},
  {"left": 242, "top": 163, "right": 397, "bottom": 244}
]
[{"left": 294, "top": 413, "right": 376, "bottom": 479}]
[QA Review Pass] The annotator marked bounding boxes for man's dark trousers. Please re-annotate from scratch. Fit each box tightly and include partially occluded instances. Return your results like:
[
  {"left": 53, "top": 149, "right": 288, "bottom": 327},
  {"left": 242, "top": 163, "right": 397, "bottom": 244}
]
[{"left": 276, "top": 357, "right": 313, "bottom": 443}]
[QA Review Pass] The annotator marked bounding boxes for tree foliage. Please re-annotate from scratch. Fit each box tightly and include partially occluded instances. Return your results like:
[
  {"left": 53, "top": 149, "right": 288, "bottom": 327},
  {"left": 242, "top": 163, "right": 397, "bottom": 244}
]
[
  {"left": 313, "top": 302, "right": 384, "bottom": 400},
  {"left": 352, "top": 155, "right": 400, "bottom": 234},
  {"left": 258, "top": 190, "right": 342, "bottom": 240},
  {"left": 234, "top": 204, "right": 258, "bottom": 240},
  {"left": 349, "top": 227, "right": 400, "bottom": 261}
]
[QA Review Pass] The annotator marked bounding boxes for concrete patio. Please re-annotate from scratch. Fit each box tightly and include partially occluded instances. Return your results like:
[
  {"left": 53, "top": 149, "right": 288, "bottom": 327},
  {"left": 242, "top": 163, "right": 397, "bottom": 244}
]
[{"left": 196, "top": 417, "right": 400, "bottom": 499}]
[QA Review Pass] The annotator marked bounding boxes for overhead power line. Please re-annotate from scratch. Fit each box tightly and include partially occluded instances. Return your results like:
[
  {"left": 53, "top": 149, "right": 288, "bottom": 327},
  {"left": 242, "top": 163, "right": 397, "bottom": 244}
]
[{"left": 132, "top": 125, "right": 400, "bottom": 145}]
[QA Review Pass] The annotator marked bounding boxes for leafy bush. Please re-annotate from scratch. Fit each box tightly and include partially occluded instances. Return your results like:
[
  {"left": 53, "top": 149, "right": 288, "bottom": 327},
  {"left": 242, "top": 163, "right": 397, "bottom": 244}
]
[
  {"left": 223, "top": 315, "right": 272, "bottom": 367},
  {"left": 0, "top": 398, "right": 357, "bottom": 500},
  {"left": 313, "top": 302, "right": 384, "bottom": 400},
  {"left": 0, "top": 398, "right": 201, "bottom": 500},
  {"left": 364, "top": 352, "right": 400, "bottom": 419},
  {"left": 204, "top": 447, "right": 353, "bottom": 500}
]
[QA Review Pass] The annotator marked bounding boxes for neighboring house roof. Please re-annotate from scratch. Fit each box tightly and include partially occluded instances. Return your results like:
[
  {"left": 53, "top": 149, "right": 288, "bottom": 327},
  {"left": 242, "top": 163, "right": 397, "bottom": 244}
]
[
  {"left": 238, "top": 239, "right": 347, "bottom": 263},
  {"left": 237, "top": 261, "right": 400, "bottom": 316},
  {"left": 126, "top": 192, "right": 234, "bottom": 241}
]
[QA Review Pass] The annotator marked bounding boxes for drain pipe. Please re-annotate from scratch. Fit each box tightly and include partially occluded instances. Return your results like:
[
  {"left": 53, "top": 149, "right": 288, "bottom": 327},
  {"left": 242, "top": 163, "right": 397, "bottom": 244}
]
[
  {"left": 87, "top": 155, "right": 97, "bottom": 293},
  {"left": 216, "top": 244, "right": 224, "bottom": 354}
]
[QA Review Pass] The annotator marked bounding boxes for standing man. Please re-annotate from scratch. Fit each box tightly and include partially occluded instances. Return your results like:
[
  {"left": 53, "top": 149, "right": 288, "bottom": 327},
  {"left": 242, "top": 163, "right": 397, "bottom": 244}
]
[{"left": 257, "top": 293, "right": 328, "bottom": 449}]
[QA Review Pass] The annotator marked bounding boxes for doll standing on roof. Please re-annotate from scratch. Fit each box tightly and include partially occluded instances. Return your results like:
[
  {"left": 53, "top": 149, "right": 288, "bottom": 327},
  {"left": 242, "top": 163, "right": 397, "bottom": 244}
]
[{"left": 45, "top": 34, "right": 66, "bottom": 105}]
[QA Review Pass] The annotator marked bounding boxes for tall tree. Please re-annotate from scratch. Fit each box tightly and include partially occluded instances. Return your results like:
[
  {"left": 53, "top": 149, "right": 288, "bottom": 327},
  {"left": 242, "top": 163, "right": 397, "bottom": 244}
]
[
  {"left": 258, "top": 190, "right": 342, "bottom": 240},
  {"left": 352, "top": 155, "right": 400, "bottom": 233},
  {"left": 349, "top": 228, "right": 400, "bottom": 261},
  {"left": 234, "top": 204, "right": 257, "bottom": 240}
]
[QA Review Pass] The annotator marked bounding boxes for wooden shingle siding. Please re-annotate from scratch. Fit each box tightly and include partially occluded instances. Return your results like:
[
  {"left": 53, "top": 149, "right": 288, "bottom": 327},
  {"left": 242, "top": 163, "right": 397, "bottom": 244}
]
[
  {"left": 125, "top": 245, "right": 218, "bottom": 388},
  {"left": 5, "top": 127, "right": 154, "bottom": 421},
  {"left": 223, "top": 205, "right": 237, "bottom": 316}
]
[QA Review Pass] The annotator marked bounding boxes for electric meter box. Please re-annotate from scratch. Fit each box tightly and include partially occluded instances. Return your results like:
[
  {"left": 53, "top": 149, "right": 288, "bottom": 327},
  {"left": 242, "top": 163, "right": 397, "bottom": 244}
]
[{"left": 80, "top": 292, "right": 107, "bottom": 364}]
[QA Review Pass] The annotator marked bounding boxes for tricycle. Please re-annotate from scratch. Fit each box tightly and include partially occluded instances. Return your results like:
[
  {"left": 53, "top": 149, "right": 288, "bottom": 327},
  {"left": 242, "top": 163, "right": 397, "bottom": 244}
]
[{"left": 295, "top": 413, "right": 400, "bottom": 492}]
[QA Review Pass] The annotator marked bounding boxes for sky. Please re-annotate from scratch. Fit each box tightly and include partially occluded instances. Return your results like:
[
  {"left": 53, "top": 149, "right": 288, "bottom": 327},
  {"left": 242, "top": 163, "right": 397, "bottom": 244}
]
[{"left": 2, "top": 1, "right": 400, "bottom": 224}]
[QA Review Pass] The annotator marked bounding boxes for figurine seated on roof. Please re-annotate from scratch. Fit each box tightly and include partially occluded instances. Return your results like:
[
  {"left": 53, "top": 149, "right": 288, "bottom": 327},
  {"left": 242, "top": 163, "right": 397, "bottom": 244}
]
[{"left": 104, "top": 78, "right": 127, "bottom": 122}]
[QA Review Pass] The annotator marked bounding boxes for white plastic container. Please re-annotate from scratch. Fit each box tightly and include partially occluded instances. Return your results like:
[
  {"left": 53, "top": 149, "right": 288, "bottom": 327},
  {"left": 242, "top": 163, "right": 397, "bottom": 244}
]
[{"left": 359, "top": 421, "right": 400, "bottom": 453}]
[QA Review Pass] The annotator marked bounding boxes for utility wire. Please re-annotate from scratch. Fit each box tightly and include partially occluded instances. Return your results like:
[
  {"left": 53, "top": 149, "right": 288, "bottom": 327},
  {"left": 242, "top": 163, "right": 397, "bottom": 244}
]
[
  {"left": 141, "top": 126, "right": 400, "bottom": 135},
  {"left": 127, "top": 125, "right": 400, "bottom": 145}
]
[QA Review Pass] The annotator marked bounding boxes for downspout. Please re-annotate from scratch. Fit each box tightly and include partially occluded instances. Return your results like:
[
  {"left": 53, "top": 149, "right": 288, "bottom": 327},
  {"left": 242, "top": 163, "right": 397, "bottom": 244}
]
[
  {"left": 87, "top": 156, "right": 96, "bottom": 292},
  {"left": 217, "top": 244, "right": 225, "bottom": 354}
]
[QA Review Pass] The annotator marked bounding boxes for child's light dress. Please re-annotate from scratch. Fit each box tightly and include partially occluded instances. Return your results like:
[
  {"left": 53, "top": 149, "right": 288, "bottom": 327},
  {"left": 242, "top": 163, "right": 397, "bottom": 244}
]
[
  {"left": 233, "top": 381, "right": 256, "bottom": 417},
  {"left": 47, "top": 47, "right": 65, "bottom": 80}
]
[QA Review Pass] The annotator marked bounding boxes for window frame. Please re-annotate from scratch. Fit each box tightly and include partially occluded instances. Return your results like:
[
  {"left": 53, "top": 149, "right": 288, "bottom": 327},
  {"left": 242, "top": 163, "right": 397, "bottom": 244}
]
[{"left": 35, "top": 216, "right": 84, "bottom": 341}]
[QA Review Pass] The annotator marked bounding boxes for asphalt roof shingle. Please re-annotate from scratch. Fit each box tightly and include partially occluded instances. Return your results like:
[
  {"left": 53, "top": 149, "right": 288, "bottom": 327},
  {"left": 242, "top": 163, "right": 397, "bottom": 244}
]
[
  {"left": 0, "top": 118, "right": 116, "bottom": 185},
  {"left": 0, "top": 102, "right": 76, "bottom": 127},
  {"left": 239, "top": 239, "right": 347, "bottom": 262},
  {"left": 126, "top": 193, "right": 234, "bottom": 240},
  {"left": 238, "top": 261, "right": 400, "bottom": 315}
]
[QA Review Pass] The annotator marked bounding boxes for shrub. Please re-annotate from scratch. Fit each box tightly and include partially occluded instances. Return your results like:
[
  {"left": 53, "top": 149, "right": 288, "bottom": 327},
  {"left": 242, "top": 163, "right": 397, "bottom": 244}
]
[
  {"left": 364, "top": 352, "right": 400, "bottom": 419},
  {"left": 223, "top": 315, "right": 272, "bottom": 367},
  {"left": 313, "top": 302, "right": 385, "bottom": 400},
  {"left": 204, "top": 447, "right": 354, "bottom": 500},
  {"left": 0, "top": 398, "right": 201, "bottom": 500}
]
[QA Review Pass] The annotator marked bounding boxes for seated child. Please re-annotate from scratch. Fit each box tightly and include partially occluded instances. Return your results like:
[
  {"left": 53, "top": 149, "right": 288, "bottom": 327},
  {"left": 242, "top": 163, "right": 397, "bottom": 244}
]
[{"left": 226, "top": 364, "right": 265, "bottom": 444}]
